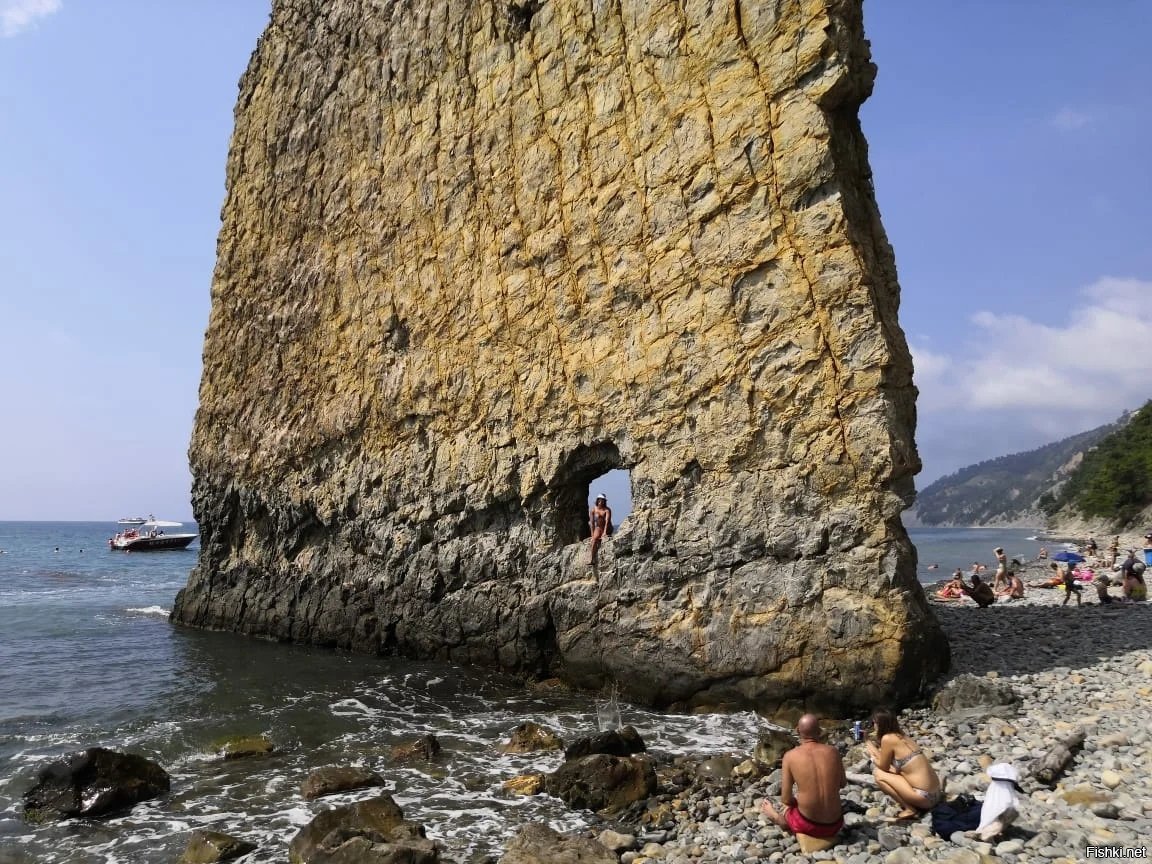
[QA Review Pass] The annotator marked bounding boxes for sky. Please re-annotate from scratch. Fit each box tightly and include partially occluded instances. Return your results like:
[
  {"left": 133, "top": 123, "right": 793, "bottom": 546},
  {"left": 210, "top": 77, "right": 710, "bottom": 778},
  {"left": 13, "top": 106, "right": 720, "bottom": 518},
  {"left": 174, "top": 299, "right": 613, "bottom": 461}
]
[{"left": 0, "top": 1, "right": 1149, "bottom": 522}]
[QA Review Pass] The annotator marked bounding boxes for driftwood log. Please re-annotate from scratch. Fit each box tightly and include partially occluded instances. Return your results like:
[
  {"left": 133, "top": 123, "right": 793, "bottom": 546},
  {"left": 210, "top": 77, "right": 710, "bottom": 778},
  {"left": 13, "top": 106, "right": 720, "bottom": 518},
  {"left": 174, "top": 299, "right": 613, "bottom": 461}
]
[{"left": 1028, "top": 727, "right": 1086, "bottom": 787}]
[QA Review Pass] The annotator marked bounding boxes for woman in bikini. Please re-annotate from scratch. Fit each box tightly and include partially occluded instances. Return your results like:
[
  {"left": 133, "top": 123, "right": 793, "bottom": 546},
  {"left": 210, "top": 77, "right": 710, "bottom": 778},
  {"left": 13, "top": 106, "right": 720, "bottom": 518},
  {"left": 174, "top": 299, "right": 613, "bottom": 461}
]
[
  {"left": 866, "top": 708, "right": 942, "bottom": 819},
  {"left": 588, "top": 493, "right": 613, "bottom": 566}
]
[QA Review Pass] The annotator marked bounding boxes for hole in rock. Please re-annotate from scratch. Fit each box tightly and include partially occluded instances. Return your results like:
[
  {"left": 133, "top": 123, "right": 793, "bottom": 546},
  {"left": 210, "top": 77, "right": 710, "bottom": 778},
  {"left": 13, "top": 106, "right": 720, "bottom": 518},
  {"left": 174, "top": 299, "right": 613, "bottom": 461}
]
[
  {"left": 587, "top": 469, "right": 632, "bottom": 526},
  {"left": 551, "top": 442, "right": 631, "bottom": 546}
]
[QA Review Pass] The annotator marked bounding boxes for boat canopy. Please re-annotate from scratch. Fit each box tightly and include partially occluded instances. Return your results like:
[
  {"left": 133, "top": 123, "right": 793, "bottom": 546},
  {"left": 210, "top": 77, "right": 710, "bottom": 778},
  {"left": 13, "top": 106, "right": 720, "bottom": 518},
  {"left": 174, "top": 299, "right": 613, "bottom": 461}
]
[{"left": 143, "top": 520, "right": 184, "bottom": 528}]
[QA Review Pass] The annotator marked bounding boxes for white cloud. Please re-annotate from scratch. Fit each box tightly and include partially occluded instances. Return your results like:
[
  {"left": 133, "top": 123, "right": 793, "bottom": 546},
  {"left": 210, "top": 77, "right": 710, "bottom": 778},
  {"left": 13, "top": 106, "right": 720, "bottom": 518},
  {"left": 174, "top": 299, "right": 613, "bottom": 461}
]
[
  {"left": 913, "top": 276, "right": 1152, "bottom": 483},
  {"left": 1051, "top": 107, "right": 1092, "bottom": 131},
  {"left": 1, "top": 0, "right": 61, "bottom": 38}
]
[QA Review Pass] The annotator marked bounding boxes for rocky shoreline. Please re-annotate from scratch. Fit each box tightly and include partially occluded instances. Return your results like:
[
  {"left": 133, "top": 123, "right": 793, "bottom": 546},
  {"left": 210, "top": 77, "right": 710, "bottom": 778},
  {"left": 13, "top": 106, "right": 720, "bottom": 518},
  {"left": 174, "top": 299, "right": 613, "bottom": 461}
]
[
  {"left": 20, "top": 553, "right": 1151, "bottom": 863},
  {"left": 572, "top": 564, "right": 1150, "bottom": 864}
]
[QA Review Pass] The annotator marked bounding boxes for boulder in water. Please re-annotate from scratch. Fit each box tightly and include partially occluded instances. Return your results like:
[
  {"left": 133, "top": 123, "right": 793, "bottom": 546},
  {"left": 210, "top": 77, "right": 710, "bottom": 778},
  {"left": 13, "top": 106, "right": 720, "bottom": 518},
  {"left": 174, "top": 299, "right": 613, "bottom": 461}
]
[
  {"left": 301, "top": 766, "right": 386, "bottom": 800},
  {"left": 179, "top": 829, "right": 257, "bottom": 863},
  {"left": 215, "top": 734, "right": 275, "bottom": 760},
  {"left": 389, "top": 734, "right": 442, "bottom": 763},
  {"left": 289, "top": 793, "right": 438, "bottom": 863},
  {"left": 545, "top": 753, "right": 656, "bottom": 812},
  {"left": 22, "top": 747, "right": 170, "bottom": 823},
  {"left": 563, "top": 725, "right": 645, "bottom": 760},
  {"left": 501, "top": 721, "right": 563, "bottom": 753}
]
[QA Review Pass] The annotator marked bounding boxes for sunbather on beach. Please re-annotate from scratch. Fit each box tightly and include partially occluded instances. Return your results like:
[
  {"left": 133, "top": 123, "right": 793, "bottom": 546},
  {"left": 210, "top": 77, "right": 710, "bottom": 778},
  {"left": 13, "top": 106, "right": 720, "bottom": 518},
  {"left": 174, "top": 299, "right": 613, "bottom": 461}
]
[
  {"left": 936, "top": 569, "right": 966, "bottom": 600},
  {"left": 962, "top": 574, "right": 996, "bottom": 607},
  {"left": 995, "top": 572, "right": 1024, "bottom": 600},
  {"left": 1028, "top": 563, "right": 1066, "bottom": 589}
]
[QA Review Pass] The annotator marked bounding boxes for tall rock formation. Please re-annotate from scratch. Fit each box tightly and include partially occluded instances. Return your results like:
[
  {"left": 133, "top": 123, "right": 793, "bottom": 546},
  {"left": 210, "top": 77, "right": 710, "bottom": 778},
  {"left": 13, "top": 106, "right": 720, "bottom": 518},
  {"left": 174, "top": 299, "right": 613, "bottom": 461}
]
[{"left": 173, "top": 0, "right": 947, "bottom": 713}]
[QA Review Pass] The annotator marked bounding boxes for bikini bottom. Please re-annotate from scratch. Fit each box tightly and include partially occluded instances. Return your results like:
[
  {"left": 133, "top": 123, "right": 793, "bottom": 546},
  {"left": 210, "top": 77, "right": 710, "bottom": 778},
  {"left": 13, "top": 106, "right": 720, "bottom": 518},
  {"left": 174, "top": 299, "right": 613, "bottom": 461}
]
[{"left": 913, "top": 787, "right": 942, "bottom": 808}]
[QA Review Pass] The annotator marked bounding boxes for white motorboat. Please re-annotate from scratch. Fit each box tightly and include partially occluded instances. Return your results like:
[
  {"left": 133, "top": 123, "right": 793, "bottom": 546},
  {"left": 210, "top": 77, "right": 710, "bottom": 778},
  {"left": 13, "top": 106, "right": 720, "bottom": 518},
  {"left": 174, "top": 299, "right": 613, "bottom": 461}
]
[{"left": 109, "top": 519, "right": 197, "bottom": 552}]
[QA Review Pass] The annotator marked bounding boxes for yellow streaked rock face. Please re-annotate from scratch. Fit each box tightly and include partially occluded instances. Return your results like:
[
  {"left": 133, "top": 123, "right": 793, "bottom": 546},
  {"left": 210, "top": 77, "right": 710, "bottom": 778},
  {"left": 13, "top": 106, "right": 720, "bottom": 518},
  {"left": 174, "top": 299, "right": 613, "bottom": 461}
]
[{"left": 175, "top": 0, "right": 946, "bottom": 713}]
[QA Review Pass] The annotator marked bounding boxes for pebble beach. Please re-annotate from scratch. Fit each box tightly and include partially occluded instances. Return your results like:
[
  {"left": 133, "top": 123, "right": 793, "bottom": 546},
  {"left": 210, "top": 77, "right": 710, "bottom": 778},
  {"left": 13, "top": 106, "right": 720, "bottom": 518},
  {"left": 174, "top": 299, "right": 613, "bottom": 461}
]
[{"left": 595, "top": 554, "right": 1152, "bottom": 864}]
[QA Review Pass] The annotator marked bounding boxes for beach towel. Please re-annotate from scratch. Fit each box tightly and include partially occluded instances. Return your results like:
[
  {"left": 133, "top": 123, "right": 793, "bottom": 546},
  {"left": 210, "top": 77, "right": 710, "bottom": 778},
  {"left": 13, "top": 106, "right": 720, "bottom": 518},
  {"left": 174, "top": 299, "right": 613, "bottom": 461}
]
[{"left": 930, "top": 793, "right": 982, "bottom": 839}]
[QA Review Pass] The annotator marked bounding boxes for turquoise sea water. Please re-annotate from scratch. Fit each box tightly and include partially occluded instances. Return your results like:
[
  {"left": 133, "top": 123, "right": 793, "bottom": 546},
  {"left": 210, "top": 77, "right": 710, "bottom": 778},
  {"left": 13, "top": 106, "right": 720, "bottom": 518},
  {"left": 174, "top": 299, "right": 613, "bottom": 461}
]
[
  {"left": 0, "top": 520, "right": 1043, "bottom": 862},
  {"left": 0, "top": 522, "right": 761, "bottom": 863}
]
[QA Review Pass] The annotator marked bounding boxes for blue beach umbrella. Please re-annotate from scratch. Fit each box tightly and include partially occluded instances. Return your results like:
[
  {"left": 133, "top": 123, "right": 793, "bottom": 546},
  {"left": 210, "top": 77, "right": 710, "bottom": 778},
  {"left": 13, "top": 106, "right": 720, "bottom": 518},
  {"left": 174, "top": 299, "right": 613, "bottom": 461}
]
[{"left": 1051, "top": 550, "right": 1085, "bottom": 564}]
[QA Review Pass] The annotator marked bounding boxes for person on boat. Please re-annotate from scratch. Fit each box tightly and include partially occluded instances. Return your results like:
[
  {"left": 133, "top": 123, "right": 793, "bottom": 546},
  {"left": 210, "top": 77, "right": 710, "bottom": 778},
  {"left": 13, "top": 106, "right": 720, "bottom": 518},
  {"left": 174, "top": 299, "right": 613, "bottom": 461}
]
[
  {"left": 962, "top": 573, "right": 996, "bottom": 607},
  {"left": 588, "top": 493, "right": 613, "bottom": 566},
  {"left": 760, "top": 714, "right": 845, "bottom": 839},
  {"left": 866, "top": 707, "right": 943, "bottom": 819},
  {"left": 935, "top": 569, "right": 966, "bottom": 600}
]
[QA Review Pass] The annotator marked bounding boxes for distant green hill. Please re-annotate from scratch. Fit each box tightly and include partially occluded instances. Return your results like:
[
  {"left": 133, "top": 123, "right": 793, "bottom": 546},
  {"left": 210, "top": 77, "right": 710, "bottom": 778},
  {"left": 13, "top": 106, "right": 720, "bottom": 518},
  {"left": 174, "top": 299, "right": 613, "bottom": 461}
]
[
  {"left": 913, "top": 417, "right": 1125, "bottom": 526},
  {"left": 1042, "top": 400, "right": 1152, "bottom": 526}
]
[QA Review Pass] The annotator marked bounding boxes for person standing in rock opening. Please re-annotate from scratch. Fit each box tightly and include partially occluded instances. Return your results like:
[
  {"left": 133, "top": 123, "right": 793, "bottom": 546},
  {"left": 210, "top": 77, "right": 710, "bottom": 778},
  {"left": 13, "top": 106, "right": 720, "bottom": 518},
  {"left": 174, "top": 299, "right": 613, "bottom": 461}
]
[
  {"left": 760, "top": 714, "right": 845, "bottom": 839},
  {"left": 588, "top": 492, "right": 613, "bottom": 566}
]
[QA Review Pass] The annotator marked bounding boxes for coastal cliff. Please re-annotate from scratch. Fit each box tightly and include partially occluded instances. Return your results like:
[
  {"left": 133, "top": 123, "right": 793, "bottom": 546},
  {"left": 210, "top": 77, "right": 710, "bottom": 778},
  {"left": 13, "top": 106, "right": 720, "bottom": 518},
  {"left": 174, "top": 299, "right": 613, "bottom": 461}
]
[{"left": 172, "top": 0, "right": 947, "bottom": 712}]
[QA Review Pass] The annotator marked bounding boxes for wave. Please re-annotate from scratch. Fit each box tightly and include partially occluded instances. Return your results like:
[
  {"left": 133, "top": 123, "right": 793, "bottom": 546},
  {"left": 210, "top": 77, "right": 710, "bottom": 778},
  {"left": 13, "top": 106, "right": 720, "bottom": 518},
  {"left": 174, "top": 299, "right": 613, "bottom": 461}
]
[{"left": 125, "top": 606, "right": 170, "bottom": 618}]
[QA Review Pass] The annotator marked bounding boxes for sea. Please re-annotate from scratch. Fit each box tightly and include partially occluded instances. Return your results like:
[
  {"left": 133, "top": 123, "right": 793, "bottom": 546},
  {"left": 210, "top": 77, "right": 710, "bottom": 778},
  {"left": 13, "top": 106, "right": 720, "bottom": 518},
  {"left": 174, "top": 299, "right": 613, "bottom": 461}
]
[{"left": 0, "top": 521, "right": 1048, "bottom": 862}]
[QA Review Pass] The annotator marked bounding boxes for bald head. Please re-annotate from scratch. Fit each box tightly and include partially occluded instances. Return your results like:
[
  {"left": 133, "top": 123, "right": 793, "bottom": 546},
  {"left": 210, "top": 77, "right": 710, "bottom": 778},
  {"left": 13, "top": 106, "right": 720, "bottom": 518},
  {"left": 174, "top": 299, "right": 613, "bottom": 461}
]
[{"left": 796, "top": 714, "right": 823, "bottom": 741}]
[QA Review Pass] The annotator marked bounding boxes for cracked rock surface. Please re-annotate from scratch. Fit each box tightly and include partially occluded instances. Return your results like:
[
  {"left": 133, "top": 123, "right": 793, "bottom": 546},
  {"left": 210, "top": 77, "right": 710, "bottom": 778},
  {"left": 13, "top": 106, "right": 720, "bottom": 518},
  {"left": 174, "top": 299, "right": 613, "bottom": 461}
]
[{"left": 173, "top": 0, "right": 945, "bottom": 712}]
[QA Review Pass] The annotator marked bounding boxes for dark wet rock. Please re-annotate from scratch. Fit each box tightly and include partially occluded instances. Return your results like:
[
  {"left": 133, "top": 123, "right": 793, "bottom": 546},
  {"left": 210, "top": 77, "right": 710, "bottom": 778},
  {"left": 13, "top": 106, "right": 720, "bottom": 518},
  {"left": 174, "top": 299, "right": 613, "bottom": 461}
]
[
  {"left": 562, "top": 726, "right": 645, "bottom": 760},
  {"left": 179, "top": 829, "right": 257, "bottom": 863},
  {"left": 302, "top": 766, "right": 386, "bottom": 800},
  {"left": 215, "top": 734, "right": 275, "bottom": 760},
  {"left": 694, "top": 754, "right": 738, "bottom": 783},
  {"left": 389, "top": 734, "right": 442, "bottom": 763},
  {"left": 501, "top": 722, "right": 563, "bottom": 754},
  {"left": 753, "top": 727, "right": 796, "bottom": 769},
  {"left": 498, "top": 824, "right": 616, "bottom": 864},
  {"left": 545, "top": 753, "right": 657, "bottom": 813},
  {"left": 289, "top": 793, "right": 438, "bottom": 863},
  {"left": 931, "top": 673, "right": 1019, "bottom": 721},
  {"left": 22, "top": 747, "right": 170, "bottom": 824}
]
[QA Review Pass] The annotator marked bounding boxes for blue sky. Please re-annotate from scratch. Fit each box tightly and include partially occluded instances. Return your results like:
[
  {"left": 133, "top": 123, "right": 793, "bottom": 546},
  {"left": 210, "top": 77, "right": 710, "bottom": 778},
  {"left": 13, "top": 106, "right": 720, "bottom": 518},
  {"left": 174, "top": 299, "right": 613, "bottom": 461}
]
[{"left": 1, "top": 1, "right": 1149, "bottom": 521}]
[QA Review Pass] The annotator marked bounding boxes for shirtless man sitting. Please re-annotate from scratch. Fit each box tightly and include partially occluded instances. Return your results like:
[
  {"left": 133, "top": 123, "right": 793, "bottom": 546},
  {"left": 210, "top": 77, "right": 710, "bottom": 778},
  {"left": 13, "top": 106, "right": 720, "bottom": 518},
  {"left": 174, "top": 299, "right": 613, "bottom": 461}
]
[{"left": 760, "top": 714, "right": 845, "bottom": 838}]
